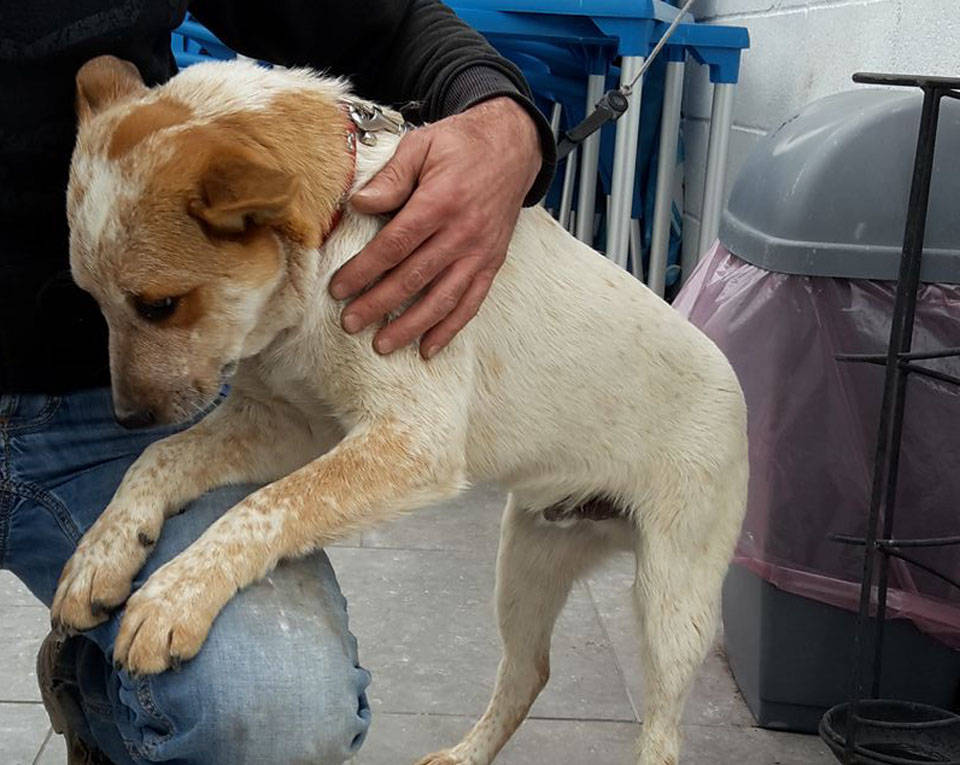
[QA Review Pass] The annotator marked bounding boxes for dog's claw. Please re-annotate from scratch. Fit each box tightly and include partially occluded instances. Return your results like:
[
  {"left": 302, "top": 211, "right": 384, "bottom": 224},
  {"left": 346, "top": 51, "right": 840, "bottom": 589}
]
[
  {"left": 137, "top": 531, "right": 156, "bottom": 547},
  {"left": 90, "top": 599, "right": 111, "bottom": 616}
]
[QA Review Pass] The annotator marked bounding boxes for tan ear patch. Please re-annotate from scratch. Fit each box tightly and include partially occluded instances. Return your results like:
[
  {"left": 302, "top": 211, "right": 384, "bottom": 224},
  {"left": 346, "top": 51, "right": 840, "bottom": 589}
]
[
  {"left": 76, "top": 55, "right": 147, "bottom": 121},
  {"left": 109, "top": 99, "right": 193, "bottom": 159},
  {"left": 188, "top": 144, "right": 300, "bottom": 236}
]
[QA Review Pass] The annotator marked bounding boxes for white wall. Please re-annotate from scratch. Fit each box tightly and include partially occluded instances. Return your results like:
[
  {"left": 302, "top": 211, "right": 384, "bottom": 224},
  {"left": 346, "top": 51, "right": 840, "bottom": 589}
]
[{"left": 681, "top": 0, "right": 960, "bottom": 267}]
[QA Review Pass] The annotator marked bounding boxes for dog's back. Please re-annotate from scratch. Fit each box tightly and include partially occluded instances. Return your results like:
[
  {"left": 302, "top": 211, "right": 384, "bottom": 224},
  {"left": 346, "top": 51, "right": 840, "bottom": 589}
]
[{"left": 462, "top": 204, "right": 746, "bottom": 511}]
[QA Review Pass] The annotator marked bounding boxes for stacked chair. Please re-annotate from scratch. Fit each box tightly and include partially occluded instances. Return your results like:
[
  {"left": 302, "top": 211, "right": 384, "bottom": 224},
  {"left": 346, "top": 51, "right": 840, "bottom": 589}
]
[{"left": 171, "top": 17, "right": 236, "bottom": 68}]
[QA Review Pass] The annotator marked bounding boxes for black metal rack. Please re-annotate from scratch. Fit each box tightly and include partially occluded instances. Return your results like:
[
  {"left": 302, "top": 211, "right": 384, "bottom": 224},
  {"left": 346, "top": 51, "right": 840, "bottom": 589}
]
[{"left": 818, "top": 72, "right": 960, "bottom": 764}]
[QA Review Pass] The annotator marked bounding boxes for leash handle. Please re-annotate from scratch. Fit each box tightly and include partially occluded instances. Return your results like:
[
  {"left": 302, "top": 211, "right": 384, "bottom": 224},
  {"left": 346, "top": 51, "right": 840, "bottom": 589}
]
[{"left": 556, "top": 89, "right": 629, "bottom": 160}]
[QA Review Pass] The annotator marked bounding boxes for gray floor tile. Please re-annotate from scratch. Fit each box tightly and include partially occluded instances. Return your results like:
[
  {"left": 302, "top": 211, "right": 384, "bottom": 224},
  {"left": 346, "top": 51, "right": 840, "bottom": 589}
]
[
  {"left": 328, "top": 546, "right": 635, "bottom": 722},
  {"left": 586, "top": 556, "right": 755, "bottom": 727},
  {"left": 353, "top": 712, "right": 471, "bottom": 765},
  {"left": 327, "top": 532, "right": 366, "bottom": 549},
  {"left": 0, "top": 571, "right": 42, "bottom": 607},
  {"left": 0, "top": 607, "right": 48, "bottom": 702},
  {"left": 356, "top": 713, "right": 833, "bottom": 764},
  {"left": 682, "top": 723, "right": 835, "bottom": 764},
  {"left": 355, "top": 713, "right": 640, "bottom": 765},
  {"left": 360, "top": 485, "right": 506, "bottom": 552},
  {"left": 0, "top": 702, "right": 51, "bottom": 765},
  {"left": 34, "top": 730, "right": 65, "bottom": 765}
]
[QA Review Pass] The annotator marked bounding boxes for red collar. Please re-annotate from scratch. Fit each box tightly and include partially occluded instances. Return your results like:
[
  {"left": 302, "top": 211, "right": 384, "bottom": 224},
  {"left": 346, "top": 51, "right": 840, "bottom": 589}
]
[{"left": 319, "top": 113, "right": 358, "bottom": 247}]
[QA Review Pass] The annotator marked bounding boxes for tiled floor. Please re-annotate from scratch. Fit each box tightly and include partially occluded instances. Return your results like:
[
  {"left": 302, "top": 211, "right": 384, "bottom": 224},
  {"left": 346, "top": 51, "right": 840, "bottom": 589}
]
[{"left": 1, "top": 486, "right": 834, "bottom": 764}]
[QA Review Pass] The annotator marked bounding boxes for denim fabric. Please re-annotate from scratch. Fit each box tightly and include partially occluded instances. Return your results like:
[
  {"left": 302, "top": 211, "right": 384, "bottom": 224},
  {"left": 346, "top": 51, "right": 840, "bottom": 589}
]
[{"left": 0, "top": 388, "right": 371, "bottom": 763}]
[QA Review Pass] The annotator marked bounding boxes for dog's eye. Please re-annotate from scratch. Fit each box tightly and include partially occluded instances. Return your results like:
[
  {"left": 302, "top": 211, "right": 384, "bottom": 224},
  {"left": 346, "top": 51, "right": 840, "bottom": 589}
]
[{"left": 132, "top": 295, "right": 180, "bottom": 323}]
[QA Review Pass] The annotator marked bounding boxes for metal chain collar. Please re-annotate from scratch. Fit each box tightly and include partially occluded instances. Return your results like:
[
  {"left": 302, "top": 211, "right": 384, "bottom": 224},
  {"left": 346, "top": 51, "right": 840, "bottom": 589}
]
[{"left": 346, "top": 102, "right": 411, "bottom": 146}]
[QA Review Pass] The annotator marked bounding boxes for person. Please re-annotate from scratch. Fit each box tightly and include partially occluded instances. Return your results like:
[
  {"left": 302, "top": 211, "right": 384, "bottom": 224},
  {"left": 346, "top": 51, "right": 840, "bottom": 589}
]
[{"left": 0, "top": 1, "right": 555, "bottom": 762}]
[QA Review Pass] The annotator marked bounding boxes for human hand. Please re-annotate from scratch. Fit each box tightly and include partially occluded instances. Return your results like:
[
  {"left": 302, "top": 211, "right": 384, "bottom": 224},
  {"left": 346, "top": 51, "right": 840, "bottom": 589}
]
[{"left": 328, "top": 96, "right": 542, "bottom": 358}]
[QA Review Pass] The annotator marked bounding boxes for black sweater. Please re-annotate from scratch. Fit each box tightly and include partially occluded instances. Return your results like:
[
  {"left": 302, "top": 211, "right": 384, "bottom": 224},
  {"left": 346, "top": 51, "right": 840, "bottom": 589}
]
[{"left": 0, "top": 0, "right": 555, "bottom": 394}]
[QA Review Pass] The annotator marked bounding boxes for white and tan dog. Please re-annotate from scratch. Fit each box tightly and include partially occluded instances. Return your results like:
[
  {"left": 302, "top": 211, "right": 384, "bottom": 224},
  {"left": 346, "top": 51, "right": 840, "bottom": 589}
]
[{"left": 53, "top": 55, "right": 748, "bottom": 765}]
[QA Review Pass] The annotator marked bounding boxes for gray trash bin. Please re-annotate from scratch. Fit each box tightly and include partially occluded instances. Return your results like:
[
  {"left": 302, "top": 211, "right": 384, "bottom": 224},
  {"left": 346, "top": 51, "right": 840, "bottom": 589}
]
[{"left": 674, "top": 88, "right": 960, "bottom": 733}]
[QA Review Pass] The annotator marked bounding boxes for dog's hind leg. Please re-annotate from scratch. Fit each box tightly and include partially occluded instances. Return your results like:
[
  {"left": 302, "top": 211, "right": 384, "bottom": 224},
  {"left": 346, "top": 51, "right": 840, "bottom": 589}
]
[
  {"left": 633, "top": 470, "right": 746, "bottom": 765},
  {"left": 416, "top": 493, "right": 612, "bottom": 765}
]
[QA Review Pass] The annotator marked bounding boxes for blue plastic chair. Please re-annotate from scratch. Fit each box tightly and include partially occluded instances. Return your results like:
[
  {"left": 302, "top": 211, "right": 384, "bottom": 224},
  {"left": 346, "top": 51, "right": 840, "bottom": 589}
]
[{"left": 171, "top": 16, "right": 236, "bottom": 68}]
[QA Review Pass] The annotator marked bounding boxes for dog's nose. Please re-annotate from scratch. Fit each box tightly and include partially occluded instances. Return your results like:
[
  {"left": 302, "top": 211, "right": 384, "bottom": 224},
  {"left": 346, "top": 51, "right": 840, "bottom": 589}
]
[{"left": 115, "top": 408, "right": 157, "bottom": 429}]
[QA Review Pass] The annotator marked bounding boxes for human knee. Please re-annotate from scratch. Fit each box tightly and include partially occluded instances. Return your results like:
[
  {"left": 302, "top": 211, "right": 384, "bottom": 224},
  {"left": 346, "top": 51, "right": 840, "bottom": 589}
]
[
  {"left": 123, "top": 554, "right": 371, "bottom": 763},
  {"left": 127, "top": 627, "right": 370, "bottom": 764},
  {"left": 201, "top": 663, "right": 369, "bottom": 764}
]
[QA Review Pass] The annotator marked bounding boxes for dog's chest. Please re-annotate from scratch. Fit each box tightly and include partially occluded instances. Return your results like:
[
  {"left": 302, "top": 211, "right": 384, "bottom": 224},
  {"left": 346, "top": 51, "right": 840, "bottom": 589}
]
[{"left": 249, "top": 336, "right": 358, "bottom": 433}]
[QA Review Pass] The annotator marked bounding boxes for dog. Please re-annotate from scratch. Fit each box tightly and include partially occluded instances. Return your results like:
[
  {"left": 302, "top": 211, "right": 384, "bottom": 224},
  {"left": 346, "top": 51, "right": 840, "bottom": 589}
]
[{"left": 52, "top": 55, "right": 748, "bottom": 765}]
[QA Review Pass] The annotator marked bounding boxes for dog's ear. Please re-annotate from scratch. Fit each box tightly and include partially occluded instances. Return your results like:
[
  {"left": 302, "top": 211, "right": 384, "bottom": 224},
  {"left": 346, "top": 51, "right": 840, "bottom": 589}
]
[
  {"left": 76, "top": 56, "right": 147, "bottom": 121},
  {"left": 188, "top": 144, "right": 300, "bottom": 237}
]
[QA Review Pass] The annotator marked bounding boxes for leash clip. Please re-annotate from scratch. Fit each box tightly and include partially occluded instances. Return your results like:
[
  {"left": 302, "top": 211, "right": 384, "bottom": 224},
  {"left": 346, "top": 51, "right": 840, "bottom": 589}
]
[{"left": 348, "top": 103, "right": 409, "bottom": 146}]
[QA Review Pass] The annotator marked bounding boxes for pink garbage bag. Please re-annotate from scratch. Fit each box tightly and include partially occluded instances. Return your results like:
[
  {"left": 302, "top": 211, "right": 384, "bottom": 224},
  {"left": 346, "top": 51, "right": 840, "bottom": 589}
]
[{"left": 674, "top": 243, "right": 960, "bottom": 648}]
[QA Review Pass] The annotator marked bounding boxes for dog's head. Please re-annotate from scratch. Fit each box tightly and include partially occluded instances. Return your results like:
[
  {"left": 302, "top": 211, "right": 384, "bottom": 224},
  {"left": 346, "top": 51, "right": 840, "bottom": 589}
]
[{"left": 67, "top": 56, "right": 347, "bottom": 427}]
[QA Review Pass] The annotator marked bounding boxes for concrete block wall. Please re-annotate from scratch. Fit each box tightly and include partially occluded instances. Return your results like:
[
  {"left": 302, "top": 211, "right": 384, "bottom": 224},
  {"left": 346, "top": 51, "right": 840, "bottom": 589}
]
[{"left": 681, "top": 0, "right": 960, "bottom": 269}]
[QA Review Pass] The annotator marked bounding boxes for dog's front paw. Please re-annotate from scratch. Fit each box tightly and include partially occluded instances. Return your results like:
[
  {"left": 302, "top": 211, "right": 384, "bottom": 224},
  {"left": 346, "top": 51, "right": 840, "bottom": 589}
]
[
  {"left": 113, "top": 561, "right": 223, "bottom": 675},
  {"left": 51, "top": 515, "right": 157, "bottom": 632}
]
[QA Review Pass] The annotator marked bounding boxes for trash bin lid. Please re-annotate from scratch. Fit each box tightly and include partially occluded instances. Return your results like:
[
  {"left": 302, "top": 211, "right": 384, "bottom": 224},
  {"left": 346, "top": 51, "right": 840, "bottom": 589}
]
[{"left": 720, "top": 89, "right": 960, "bottom": 283}]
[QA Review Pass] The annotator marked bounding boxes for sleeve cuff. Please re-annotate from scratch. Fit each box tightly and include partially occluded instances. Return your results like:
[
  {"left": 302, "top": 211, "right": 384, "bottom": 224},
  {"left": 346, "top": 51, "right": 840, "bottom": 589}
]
[{"left": 439, "top": 66, "right": 557, "bottom": 207}]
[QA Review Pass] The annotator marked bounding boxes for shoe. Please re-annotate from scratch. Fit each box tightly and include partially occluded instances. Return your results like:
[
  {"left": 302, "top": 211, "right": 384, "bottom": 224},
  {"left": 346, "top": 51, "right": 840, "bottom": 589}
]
[{"left": 37, "top": 631, "right": 114, "bottom": 765}]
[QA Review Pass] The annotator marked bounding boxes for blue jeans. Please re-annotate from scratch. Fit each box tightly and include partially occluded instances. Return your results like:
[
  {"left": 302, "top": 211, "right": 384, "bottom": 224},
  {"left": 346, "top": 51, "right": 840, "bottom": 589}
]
[{"left": 0, "top": 388, "right": 371, "bottom": 763}]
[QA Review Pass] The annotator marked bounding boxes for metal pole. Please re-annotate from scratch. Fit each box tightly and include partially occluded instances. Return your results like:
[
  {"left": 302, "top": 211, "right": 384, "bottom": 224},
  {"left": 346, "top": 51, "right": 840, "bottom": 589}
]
[
  {"left": 543, "top": 103, "right": 563, "bottom": 209},
  {"left": 698, "top": 82, "right": 736, "bottom": 258},
  {"left": 870, "top": 85, "right": 944, "bottom": 697},
  {"left": 680, "top": 199, "right": 697, "bottom": 285},
  {"left": 844, "top": 87, "right": 944, "bottom": 762},
  {"left": 548, "top": 102, "right": 563, "bottom": 139},
  {"left": 648, "top": 59, "right": 685, "bottom": 296},
  {"left": 576, "top": 73, "right": 607, "bottom": 246},
  {"left": 606, "top": 56, "right": 646, "bottom": 270},
  {"left": 558, "top": 146, "right": 578, "bottom": 229},
  {"left": 629, "top": 218, "right": 644, "bottom": 281}
]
